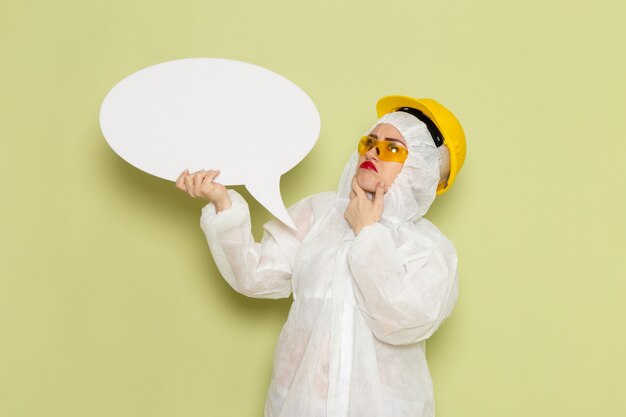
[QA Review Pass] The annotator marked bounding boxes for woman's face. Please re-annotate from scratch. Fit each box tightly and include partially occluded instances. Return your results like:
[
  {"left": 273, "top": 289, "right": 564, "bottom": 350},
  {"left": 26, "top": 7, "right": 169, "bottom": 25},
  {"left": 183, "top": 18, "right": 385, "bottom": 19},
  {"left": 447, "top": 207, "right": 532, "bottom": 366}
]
[{"left": 356, "top": 123, "right": 407, "bottom": 193}]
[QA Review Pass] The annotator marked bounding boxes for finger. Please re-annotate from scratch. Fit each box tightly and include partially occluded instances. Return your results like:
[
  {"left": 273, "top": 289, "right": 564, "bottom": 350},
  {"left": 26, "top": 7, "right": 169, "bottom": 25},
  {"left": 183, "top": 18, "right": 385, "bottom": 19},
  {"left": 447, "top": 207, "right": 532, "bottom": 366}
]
[
  {"left": 193, "top": 170, "right": 206, "bottom": 185},
  {"left": 204, "top": 169, "right": 221, "bottom": 183},
  {"left": 184, "top": 173, "right": 196, "bottom": 197},
  {"left": 176, "top": 169, "right": 187, "bottom": 185},
  {"left": 351, "top": 176, "right": 366, "bottom": 197},
  {"left": 373, "top": 181, "right": 385, "bottom": 208},
  {"left": 176, "top": 169, "right": 189, "bottom": 190},
  {"left": 193, "top": 170, "right": 207, "bottom": 194},
  {"left": 201, "top": 171, "right": 221, "bottom": 191}
]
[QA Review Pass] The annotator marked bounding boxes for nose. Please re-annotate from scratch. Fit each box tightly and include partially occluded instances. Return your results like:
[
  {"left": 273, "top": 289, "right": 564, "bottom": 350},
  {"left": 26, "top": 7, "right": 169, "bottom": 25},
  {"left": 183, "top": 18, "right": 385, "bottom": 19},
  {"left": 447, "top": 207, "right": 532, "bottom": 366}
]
[{"left": 365, "top": 144, "right": 379, "bottom": 160}]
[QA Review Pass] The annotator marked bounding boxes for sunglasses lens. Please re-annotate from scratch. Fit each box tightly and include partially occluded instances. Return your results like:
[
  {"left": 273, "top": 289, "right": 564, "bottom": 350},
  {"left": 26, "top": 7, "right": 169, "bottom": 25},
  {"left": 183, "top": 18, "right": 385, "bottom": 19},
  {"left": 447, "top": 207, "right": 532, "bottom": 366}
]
[
  {"left": 358, "top": 136, "right": 373, "bottom": 154},
  {"left": 379, "top": 141, "right": 408, "bottom": 163},
  {"left": 357, "top": 136, "right": 408, "bottom": 163}
]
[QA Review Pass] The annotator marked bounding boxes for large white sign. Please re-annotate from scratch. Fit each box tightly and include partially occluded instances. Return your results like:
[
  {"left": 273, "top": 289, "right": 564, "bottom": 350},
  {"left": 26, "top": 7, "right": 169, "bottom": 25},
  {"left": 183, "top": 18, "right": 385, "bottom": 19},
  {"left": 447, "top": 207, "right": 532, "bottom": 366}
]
[{"left": 99, "top": 58, "right": 320, "bottom": 228}]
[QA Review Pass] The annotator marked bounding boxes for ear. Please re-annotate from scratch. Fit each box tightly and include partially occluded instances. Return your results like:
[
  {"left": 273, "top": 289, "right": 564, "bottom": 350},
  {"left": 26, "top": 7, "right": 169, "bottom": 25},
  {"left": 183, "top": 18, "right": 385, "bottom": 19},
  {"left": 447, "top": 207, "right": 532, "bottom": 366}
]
[{"left": 438, "top": 144, "right": 451, "bottom": 187}]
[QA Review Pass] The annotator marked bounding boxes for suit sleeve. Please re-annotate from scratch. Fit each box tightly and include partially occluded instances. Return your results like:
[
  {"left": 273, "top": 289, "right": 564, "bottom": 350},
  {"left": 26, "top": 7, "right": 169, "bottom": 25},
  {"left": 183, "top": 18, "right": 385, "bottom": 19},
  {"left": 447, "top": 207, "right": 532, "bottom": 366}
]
[
  {"left": 200, "top": 189, "right": 315, "bottom": 299},
  {"left": 348, "top": 222, "right": 459, "bottom": 345}
]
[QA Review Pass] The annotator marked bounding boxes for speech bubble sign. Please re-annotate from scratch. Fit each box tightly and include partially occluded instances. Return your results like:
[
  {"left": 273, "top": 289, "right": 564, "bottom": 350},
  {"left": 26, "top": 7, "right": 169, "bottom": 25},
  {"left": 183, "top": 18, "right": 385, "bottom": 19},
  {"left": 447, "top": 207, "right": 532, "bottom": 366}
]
[{"left": 99, "top": 58, "right": 321, "bottom": 229}]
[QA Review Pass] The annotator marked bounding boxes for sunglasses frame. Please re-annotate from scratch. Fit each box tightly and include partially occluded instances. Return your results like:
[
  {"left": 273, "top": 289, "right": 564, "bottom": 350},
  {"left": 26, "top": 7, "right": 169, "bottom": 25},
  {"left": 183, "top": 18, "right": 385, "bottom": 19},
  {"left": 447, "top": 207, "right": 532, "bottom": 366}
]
[{"left": 358, "top": 136, "right": 409, "bottom": 164}]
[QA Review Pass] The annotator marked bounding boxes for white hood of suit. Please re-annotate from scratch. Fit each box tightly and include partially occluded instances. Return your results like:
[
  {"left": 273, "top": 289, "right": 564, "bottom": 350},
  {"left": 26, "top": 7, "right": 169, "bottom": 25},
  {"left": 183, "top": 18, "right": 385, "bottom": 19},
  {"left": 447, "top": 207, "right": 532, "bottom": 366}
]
[{"left": 336, "top": 111, "right": 442, "bottom": 225}]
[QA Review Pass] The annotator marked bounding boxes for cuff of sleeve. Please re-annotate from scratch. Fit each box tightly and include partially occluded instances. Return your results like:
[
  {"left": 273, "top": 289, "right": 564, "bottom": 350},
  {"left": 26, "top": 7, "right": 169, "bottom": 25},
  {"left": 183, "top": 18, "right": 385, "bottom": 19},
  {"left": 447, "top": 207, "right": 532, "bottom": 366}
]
[
  {"left": 352, "top": 222, "right": 390, "bottom": 248},
  {"left": 200, "top": 189, "right": 249, "bottom": 233}
]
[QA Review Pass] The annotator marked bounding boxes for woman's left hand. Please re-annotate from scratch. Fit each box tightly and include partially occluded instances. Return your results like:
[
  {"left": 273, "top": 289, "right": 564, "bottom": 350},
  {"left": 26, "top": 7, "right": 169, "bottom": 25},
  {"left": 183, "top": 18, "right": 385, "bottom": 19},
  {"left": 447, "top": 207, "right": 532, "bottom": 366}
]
[{"left": 345, "top": 176, "right": 385, "bottom": 235}]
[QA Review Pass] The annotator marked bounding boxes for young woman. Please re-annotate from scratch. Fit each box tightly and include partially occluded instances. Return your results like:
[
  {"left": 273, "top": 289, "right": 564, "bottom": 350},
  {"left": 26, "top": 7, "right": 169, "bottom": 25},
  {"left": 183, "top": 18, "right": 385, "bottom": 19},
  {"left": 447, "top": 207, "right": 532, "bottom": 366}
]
[{"left": 176, "top": 95, "right": 466, "bottom": 417}]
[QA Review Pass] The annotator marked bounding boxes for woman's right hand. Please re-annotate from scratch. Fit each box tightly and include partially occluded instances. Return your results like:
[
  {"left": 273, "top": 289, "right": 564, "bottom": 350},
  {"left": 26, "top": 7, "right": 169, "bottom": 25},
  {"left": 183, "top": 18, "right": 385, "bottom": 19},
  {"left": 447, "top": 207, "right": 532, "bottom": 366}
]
[{"left": 176, "top": 169, "right": 232, "bottom": 212}]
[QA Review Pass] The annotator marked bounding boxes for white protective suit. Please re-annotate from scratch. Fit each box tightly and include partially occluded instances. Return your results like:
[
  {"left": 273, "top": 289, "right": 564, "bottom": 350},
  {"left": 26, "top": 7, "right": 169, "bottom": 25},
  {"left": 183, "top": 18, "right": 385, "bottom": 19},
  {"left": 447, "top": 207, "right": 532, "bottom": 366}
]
[{"left": 200, "top": 112, "right": 459, "bottom": 417}]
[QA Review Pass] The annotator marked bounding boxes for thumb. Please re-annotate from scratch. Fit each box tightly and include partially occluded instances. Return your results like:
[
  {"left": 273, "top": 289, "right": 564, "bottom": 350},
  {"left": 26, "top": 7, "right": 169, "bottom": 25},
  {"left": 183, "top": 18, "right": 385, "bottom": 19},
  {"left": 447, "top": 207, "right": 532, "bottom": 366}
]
[{"left": 374, "top": 181, "right": 385, "bottom": 207}]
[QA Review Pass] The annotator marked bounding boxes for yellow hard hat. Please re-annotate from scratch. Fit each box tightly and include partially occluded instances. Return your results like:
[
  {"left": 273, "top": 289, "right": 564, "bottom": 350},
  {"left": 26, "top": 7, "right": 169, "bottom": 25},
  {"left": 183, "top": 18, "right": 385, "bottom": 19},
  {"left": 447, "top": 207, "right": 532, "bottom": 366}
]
[{"left": 376, "top": 95, "right": 466, "bottom": 195}]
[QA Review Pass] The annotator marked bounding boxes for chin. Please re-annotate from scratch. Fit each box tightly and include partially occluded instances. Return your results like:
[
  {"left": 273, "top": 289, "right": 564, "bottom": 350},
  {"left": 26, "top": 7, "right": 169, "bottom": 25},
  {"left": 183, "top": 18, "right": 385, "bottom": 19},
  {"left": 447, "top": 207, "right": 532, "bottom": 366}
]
[{"left": 356, "top": 171, "right": 379, "bottom": 193}]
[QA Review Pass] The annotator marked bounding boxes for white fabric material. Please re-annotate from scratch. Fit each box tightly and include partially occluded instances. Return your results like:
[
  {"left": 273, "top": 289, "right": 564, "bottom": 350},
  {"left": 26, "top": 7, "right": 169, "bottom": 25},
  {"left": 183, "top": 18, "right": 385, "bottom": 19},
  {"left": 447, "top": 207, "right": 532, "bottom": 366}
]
[{"left": 200, "top": 115, "right": 459, "bottom": 417}]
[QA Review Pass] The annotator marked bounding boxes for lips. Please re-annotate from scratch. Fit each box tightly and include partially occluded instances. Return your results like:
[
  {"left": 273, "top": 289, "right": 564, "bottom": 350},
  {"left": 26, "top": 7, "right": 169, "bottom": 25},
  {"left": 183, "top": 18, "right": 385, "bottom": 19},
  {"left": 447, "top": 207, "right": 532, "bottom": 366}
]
[{"left": 359, "top": 161, "right": 378, "bottom": 172}]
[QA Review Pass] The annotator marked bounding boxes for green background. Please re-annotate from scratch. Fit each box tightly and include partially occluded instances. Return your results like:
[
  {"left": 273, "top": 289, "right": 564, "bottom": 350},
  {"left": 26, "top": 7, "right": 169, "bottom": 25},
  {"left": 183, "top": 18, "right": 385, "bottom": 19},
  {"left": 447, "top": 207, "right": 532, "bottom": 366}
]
[{"left": 2, "top": 0, "right": 625, "bottom": 415}]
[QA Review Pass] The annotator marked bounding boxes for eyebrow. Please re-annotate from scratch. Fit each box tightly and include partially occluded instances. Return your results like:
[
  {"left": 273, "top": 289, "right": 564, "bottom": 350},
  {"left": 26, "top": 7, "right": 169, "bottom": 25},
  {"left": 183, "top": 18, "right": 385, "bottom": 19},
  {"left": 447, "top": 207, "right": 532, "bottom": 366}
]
[{"left": 369, "top": 133, "right": 407, "bottom": 147}]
